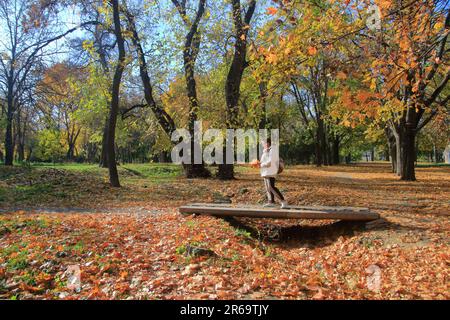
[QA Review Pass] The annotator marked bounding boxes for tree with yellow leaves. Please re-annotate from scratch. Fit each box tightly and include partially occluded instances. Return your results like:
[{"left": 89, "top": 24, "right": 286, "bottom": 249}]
[
  {"left": 336, "top": 0, "right": 449, "bottom": 180},
  {"left": 252, "top": 0, "right": 361, "bottom": 165},
  {"left": 37, "top": 63, "right": 85, "bottom": 161}
]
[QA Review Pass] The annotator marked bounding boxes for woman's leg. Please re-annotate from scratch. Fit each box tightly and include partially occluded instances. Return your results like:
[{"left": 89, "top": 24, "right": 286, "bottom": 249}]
[
  {"left": 264, "top": 178, "right": 275, "bottom": 203},
  {"left": 269, "top": 177, "right": 285, "bottom": 201}
]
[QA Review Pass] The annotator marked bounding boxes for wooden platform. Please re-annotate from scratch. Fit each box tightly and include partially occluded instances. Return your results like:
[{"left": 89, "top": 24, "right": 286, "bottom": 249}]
[{"left": 179, "top": 203, "right": 379, "bottom": 221}]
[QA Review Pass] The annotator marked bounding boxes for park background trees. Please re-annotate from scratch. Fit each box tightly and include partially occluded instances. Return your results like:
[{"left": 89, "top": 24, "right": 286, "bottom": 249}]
[{"left": 0, "top": 0, "right": 448, "bottom": 185}]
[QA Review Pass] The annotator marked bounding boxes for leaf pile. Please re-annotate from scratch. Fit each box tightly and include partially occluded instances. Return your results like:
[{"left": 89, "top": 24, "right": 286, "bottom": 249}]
[{"left": 0, "top": 163, "right": 449, "bottom": 299}]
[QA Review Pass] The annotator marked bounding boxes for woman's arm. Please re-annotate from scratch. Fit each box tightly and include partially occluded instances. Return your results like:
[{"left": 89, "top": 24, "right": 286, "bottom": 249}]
[{"left": 260, "top": 151, "right": 272, "bottom": 168}]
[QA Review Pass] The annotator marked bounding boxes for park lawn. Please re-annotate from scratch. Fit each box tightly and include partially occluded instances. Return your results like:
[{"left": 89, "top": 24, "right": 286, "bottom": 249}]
[
  {"left": 0, "top": 163, "right": 184, "bottom": 208},
  {"left": 0, "top": 163, "right": 449, "bottom": 299},
  {"left": 0, "top": 163, "right": 253, "bottom": 208}
]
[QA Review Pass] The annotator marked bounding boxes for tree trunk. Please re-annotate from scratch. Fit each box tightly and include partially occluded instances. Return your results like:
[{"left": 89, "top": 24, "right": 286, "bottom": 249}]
[
  {"left": 177, "top": 0, "right": 210, "bottom": 178},
  {"left": 106, "top": 0, "right": 126, "bottom": 187},
  {"left": 26, "top": 147, "right": 32, "bottom": 162},
  {"left": 385, "top": 127, "right": 396, "bottom": 173},
  {"left": 67, "top": 144, "right": 75, "bottom": 161},
  {"left": 390, "top": 142, "right": 397, "bottom": 172},
  {"left": 331, "top": 135, "right": 340, "bottom": 165},
  {"left": 95, "top": 26, "right": 110, "bottom": 168},
  {"left": 315, "top": 118, "right": 325, "bottom": 166},
  {"left": 86, "top": 142, "right": 97, "bottom": 163},
  {"left": 391, "top": 126, "right": 403, "bottom": 176},
  {"left": 159, "top": 151, "right": 168, "bottom": 163},
  {"left": 182, "top": 106, "right": 210, "bottom": 178},
  {"left": 99, "top": 119, "right": 109, "bottom": 167},
  {"left": 315, "top": 141, "right": 323, "bottom": 166},
  {"left": 66, "top": 127, "right": 80, "bottom": 161},
  {"left": 345, "top": 153, "right": 351, "bottom": 164},
  {"left": 258, "top": 82, "right": 268, "bottom": 129},
  {"left": 4, "top": 97, "right": 14, "bottom": 166},
  {"left": 17, "top": 143, "right": 25, "bottom": 162},
  {"left": 15, "top": 110, "right": 25, "bottom": 163},
  {"left": 218, "top": 0, "right": 256, "bottom": 180},
  {"left": 324, "top": 135, "right": 330, "bottom": 166},
  {"left": 218, "top": 163, "right": 235, "bottom": 180},
  {"left": 395, "top": 135, "right": 402, "bottom": 176},
  {"left": 400, "top": 125, "right": 416, "bottom": 181},
  {"left": 433, "top": 144, "right": 437, "bottom": 163},
  {"left": 183, "top": 163, "right": 210, "bottom": 178}
]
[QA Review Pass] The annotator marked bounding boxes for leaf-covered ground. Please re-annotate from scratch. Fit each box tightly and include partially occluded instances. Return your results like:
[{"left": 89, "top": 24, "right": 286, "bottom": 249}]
[{"left": 0, "top": 163, "right": 448, "bottom": 299}]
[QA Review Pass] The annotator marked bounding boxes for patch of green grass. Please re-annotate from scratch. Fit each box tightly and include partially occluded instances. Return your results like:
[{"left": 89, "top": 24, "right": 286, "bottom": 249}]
[
  {"left": 54, "top": 275, "right": 66, "bottom": 289},
  {"left": 70, "top": 242, "right": 84, "bottom": 253},
  {"left": 31, "top": 163, "right": 100, "bottom": 172},
  {"left": 0, "top": 186, "right": 6, "bottom": 202},
  {"left": 262, "top": 245, "right": 273, "bottom": 257},
  {"left": 122, "top": 163, "right": 182, "bottom": 180},
  {"left": 6, "top": 251, "right": 29, "bottom": 271},
  {"left": 17, "top": 271, "right": 37, "bottom": 286},
  {"left": 231, "top": 252, "right": 241, "bottom": 261},
  {"left": 26, "top": 217, "right": 49, "bottom": 229},
  {"left": 234, "top": 228, "right": 252, "bottom": 239},
  {"left": 0, "top": 162, "right": 191, "bottom": 207},
  {"left": 175, "top": 244, "right": 187, "bottom": 255},
  {"left": 0, "top": 166, "right": 31, "bottom": 180},
  {"left": 175, "top": 241, "right": 208, "bottom": 257},
  {"left": 1, "top": 244, "right": 20, "bottom": 257},
  {"left": 13, "top": 184, "right": 54, "bottom": 201},
  {"left": 185, "top": 220, "right": 197, "bottom": 229},
  {"left": 0, "top": 218, "right": 50, "bottom": 232},
  {"left": 29, "top": 162, "right": 183, "bottom": 184},
  {"left": 29, "top": 162, "right": 183, "bottom": 179}
]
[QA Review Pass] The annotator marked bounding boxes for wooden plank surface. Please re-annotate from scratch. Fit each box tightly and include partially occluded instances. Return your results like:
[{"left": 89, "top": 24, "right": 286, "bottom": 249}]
[
  {"left": 179, "top": 203, "right": 379, "bottom": 221},
  {"left": 188, "top": 203, "right": 371, "bottom": 212}
]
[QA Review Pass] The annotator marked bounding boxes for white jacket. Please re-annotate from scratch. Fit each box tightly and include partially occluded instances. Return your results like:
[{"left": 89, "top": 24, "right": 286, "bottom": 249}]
[{"left": 260, "top": 147, "right": 279, "bottom": 178}]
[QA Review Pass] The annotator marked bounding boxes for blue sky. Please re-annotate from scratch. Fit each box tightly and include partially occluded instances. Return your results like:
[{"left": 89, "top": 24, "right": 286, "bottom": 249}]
[{"left": 0, "top": 0, "right": 272, "bottom": 94}]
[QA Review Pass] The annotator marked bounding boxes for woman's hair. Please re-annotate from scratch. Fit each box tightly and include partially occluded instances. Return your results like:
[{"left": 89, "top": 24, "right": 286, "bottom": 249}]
[{"left": 266, "top": 138, "right": 272, "bottom": 146}]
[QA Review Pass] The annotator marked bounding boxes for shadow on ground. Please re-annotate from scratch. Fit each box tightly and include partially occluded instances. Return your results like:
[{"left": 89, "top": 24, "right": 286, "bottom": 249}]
[{"left": 220, "top": 216, "right": 426, "bottom": 249}]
